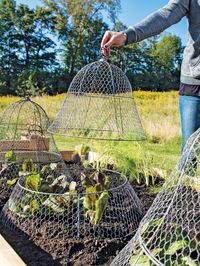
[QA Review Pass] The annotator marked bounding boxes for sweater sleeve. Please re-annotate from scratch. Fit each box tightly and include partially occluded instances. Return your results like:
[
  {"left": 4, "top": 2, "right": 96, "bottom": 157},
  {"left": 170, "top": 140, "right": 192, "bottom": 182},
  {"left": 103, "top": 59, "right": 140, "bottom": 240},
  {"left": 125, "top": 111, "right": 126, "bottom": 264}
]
[{"left": 124, "top": 0, "right": 190, "bottom": 44}]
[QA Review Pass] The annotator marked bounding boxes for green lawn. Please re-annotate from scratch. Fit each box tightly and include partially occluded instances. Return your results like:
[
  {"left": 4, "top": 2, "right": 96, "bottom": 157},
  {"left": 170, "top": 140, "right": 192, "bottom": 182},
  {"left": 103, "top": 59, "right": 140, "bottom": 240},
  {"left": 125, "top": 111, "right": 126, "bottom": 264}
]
[{"left": 54, "top": 134, "right": 181, "bottom": 183}]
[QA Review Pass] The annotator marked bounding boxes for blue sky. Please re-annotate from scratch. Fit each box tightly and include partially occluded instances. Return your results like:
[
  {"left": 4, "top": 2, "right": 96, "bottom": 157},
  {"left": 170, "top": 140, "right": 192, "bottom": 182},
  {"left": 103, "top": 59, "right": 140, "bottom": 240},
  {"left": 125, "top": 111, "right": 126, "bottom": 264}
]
[{"left": 16, "top": 0, "right": 187, "bottom": 44}]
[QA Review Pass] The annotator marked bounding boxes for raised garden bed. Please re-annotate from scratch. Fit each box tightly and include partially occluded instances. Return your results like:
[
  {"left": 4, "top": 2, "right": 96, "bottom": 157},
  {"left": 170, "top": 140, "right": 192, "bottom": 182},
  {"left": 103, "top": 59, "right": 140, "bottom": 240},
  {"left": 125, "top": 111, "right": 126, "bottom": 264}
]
[{"left": 0, "top": 135, "right": 50, "bottom": 151}]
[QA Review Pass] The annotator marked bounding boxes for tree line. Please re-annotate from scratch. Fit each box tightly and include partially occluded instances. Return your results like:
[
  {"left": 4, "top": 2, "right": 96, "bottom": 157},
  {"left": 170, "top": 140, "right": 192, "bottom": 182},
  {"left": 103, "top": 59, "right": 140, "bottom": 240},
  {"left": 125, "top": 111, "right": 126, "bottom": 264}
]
[{"left": 0, "top": 0, "right": 183, "bottom": 96}]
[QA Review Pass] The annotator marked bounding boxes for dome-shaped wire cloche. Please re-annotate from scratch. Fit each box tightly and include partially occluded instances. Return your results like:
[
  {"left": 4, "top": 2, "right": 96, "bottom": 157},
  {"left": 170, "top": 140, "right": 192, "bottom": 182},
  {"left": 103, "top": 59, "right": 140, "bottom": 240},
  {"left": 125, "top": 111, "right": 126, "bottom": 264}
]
[
  {"left": 0, "top": 97, "right": 67, "bottom": 209},
  {"left": 48, "top": 59, "right": 146, "bottom": 141},
  {"left": 111, "top": 128, "right": 200, "bottom": 266}
]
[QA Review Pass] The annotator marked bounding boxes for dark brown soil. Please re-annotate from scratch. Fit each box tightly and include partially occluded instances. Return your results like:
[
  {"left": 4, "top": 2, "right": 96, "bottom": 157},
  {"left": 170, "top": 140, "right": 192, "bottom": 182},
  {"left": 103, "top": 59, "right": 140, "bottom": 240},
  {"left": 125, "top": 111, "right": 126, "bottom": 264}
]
[
  {"left": 0, "top": 162, "right": 20, "bottom": 209},
  {"left": 133, "top": 183, "right": 160, "bottom": 213},
  {"left": 0, "top": 180, "right": 13, "bottom": 209},
  {"left": 0, "top": 164, "right": 158, "bottom": 266},
  {"left": 1, "top": 219, "right": 134, "bottom": 265}
]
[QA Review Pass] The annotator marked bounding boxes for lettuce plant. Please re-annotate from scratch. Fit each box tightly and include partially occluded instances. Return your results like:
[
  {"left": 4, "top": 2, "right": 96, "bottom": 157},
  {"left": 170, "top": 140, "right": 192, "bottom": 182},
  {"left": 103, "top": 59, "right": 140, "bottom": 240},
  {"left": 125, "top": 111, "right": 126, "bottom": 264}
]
[{"left": 81, "top": 170, "right": 110, "bottom": 225}]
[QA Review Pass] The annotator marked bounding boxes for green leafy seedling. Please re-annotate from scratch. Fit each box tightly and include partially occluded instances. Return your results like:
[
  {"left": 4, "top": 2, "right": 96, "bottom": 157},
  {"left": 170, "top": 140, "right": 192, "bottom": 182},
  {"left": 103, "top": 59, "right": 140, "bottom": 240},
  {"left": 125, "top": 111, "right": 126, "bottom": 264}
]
[
  {"left": 94, "top": 191, "right": 109, "bottom": 225},
  {"left": 5, "top": 150, "right": 16, "bottom": 162},
  {"left": 7, "top": 178, "right": 18, "bottom": 186},
  {"left": 165, "top": 240, "right": 188, "bottom": 255},
  {"left": 182, "top": 256, "right": 198, "bottom": 266},
  {"left": 22, "top": 159, "right": 37, "bottom": 173},
  {"left": 129, "top": 253, "right": 150, "bottom": 266},
  {"left": 82, "top": 170, "right": 111, "bottom": 225},
  {"left": 25, "top": 173, "right": 40, "bottom": 191}
]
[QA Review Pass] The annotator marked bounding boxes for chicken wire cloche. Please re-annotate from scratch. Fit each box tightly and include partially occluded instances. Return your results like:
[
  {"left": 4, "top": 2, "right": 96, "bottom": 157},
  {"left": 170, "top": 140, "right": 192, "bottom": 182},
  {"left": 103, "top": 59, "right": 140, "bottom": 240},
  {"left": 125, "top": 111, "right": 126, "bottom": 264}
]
[
  {"left": 0, "top": 97, "right": 68, "bottom": 209},
  {"left": 111, "top": 128, "right": 200, "bottom": 266},
  {"left": 1, "top": 166, "right": 144, "bottom": 263},
  {"left": 48, "top": 58, "right": 146, "bottom": 141}
]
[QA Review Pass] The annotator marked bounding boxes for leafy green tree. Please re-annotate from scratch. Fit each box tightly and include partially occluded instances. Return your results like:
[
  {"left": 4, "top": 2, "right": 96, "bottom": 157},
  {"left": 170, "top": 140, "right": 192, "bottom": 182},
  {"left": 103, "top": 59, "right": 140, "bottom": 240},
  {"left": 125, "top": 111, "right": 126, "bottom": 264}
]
[
  {"left": 0, "top": 0, "right": 18, "bottom": 94},
  {"left": 126, "top": 34, "right": 183, "bottom": 91},
  {"left": 109, "top": 22, "right": 183, "bottom": 91},
  {"left": 145, "top": 34, "right": 182, "bottom": 90},
  {"left": 14, "top": 4, "right": 57, "bottom": 71},
  {"left": 16, "top": 70, "right": 46, "bottom": 97},
  {"left": 0, "top": 0, "right": 57, "bottom": 95},
  {"left": 0, "top": 0, "right": 184, "bottom": 95},
  {"left": 43, "top": 0, "right": 120, "bottom": 77}
]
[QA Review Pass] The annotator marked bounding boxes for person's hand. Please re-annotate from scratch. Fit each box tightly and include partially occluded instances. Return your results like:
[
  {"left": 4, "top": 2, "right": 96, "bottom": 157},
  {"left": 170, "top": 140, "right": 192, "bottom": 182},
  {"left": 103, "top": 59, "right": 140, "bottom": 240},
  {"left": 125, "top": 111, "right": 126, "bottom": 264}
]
[{"left": 101, "top": 31, "right": 127, "bottom": 56}]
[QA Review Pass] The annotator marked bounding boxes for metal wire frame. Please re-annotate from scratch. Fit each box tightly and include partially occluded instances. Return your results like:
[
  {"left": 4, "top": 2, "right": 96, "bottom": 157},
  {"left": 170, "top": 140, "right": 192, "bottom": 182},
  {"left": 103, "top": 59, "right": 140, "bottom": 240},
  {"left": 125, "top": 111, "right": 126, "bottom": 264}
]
[
  {"left": 48, "top": 59, "right": 146, "bottom": 141},
  {"left": 111, "top": 128, "right": 200, "bottom": 266},
  {"left": 0, "top": 97, "right": 67, "bottom": 209},
  {"left": 1, "top": 168, "right": 144, "bottom": 264}
]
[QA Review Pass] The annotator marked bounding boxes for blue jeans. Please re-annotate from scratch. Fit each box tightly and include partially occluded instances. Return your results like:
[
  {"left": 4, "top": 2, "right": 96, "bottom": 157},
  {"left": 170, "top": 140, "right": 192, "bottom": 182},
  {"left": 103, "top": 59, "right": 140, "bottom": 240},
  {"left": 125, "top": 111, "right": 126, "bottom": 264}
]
[{"left": 179, "top": 95, "right": 200, "bottom": 151}]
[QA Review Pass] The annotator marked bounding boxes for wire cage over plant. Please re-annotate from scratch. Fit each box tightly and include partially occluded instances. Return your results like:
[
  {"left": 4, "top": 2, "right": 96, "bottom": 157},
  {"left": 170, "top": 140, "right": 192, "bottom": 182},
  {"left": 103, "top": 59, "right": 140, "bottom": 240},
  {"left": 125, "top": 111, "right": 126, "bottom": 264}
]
[
  {"left": 111, "top": 128, "right": 200, "bottom": 266},
  {"left": 1, "top": 168, "right": 144, "bottom": 263},
  {"left": 48, "top": 59, "right": 146, "bottom": 141},
  {"left": 0, "top": 97, "right": 66, "bottom": 209}
]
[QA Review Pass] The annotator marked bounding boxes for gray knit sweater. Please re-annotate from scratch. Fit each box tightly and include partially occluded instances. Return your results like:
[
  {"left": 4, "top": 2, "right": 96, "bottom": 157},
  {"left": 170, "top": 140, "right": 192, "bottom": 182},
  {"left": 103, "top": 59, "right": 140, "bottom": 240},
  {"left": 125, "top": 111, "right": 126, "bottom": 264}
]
[{"left": 124, "top": 0, "right": 200, "bottom": 85}]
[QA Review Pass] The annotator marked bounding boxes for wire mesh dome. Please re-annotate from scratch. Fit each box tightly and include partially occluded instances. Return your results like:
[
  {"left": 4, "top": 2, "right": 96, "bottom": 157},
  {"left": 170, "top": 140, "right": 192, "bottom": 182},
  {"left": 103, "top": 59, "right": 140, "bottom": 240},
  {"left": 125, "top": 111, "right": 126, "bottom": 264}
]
[
  {"left": 1, "top": 168, "right": 144, "bottom": 263},
  {"left": 0, "top": 97, "right": 66, "bottom": 209},
  {"left": 111, "top": 128, "right": 200, "bottom": 266},
  {"left": 48, "top": 59, "right": 146, "bottom": 141}
]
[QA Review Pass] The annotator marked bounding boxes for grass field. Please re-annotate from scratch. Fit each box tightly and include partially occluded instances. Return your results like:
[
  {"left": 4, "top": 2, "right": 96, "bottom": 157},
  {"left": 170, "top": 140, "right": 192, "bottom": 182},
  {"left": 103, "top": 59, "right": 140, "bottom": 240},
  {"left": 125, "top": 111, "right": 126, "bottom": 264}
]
[{"left": 0, "top": 91, "right": 181, "bottom": 184}]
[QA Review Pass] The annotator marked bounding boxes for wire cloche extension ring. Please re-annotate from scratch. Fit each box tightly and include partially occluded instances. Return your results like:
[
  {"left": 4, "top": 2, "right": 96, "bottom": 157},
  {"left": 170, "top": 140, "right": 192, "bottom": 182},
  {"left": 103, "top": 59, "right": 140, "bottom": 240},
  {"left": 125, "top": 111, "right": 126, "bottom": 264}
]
[
  {"left": 48, "top": 60, "right": 146, "bottom": 141},
  {"left": 1, "top": 168, "right": 144, "bottom": 264}
]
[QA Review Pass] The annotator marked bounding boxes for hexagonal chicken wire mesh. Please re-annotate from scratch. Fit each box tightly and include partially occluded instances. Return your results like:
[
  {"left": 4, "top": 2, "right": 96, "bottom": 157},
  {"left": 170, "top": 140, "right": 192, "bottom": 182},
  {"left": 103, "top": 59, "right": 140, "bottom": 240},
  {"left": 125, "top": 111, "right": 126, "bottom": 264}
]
[
  {"left": 48, "top": 59, "right": 146, "bottom": 141},
  {"left": 1, "top": 168, "right": 144, "bottom": 262},
  {"left": 0, "top": 97, "right": 67, "bottom": 209},
  {"left": 111, "top": 128, "right": 200, "bottom": 266}
]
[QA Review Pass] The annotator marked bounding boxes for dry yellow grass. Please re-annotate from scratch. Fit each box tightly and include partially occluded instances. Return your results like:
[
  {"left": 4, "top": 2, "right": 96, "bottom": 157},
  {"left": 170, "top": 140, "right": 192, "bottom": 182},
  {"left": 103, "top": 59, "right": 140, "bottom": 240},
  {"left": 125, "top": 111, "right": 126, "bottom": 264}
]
[
  {"left": 40, "top": 91, "right": 181, "bottom": 142},
  {"left": 134, "top": 91, "right": 180, "bottom": 142},
  {"left": 0, "top": 91, "right": 181, "bottom": 142}
]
